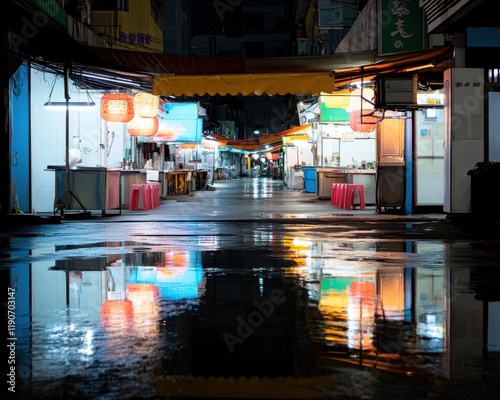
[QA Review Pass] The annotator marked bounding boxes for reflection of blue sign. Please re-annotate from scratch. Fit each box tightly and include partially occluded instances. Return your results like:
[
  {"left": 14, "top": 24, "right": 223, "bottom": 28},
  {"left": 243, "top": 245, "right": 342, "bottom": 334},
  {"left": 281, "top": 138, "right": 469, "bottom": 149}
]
[{"left": 128, "top": 252, "right": 203, "bottom": 301}]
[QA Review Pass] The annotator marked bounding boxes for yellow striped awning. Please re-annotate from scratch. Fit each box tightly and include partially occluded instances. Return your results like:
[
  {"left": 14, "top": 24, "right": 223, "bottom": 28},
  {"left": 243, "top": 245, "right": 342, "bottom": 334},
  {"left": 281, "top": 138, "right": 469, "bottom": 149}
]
[{"left": 153, "top": 72, "right": 335, "bottom": 97}]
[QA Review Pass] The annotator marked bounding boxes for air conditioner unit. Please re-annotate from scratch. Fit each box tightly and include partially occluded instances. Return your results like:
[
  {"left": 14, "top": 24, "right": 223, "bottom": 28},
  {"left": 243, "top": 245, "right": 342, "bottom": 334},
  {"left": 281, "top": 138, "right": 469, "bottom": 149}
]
[
  {"left": 297, "top": 38, "right": 308, "bottom": 56},
  {"left": 375, "top": 74, "right": 418, "bottom": 109}
]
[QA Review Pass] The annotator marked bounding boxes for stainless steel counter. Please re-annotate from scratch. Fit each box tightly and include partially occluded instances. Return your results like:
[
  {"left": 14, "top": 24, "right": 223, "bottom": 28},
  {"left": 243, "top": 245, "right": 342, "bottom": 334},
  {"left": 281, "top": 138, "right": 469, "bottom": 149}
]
[{"left": 46, "top": 165, "right": 121, "bottom": 215}]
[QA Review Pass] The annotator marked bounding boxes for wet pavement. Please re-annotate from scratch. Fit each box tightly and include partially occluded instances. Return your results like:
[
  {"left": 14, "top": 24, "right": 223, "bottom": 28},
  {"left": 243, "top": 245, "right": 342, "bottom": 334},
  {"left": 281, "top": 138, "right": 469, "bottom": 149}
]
[{"left": 1, "top": 178, "right": 500, "bottom": 399}]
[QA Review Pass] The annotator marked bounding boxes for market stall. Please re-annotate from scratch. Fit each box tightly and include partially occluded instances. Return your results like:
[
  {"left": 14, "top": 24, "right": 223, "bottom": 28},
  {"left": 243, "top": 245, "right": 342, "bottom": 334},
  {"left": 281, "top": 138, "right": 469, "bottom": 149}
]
[{"left": 47, "top": 165, "right": 121, "bottom": 216}]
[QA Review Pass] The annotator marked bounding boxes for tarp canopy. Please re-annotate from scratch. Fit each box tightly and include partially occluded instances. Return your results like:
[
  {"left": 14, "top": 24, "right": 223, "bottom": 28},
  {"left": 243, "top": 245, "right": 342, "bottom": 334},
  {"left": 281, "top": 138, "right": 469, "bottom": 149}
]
[
  {"left": 152, "top": 72, "right": 335, "bottom": 96},
  {"left": 40, "top": 43, "right": 452, "bottom": 96},
  {"left": 208, "top": 124, "right": 312, "bottom": 153},
  {"left": 150, "top": 47, "right": 451, "bottom": 96}
]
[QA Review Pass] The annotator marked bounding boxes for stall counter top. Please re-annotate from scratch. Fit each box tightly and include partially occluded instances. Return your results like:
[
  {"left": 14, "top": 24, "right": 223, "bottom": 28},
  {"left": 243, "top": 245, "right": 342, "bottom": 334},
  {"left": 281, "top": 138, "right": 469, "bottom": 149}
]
[
  {"left": 315, "top": 168, "right": 376, "bottom": 174},
  {"left": 46, "top": 165, "right": 109, "bottom": 171}
]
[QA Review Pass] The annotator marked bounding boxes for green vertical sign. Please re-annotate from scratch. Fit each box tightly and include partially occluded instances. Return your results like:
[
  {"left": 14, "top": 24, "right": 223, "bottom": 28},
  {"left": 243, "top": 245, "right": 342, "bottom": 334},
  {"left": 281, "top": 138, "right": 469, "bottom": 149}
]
[{"left": 379, "top": 0, "right": 424, "bottom": 54}]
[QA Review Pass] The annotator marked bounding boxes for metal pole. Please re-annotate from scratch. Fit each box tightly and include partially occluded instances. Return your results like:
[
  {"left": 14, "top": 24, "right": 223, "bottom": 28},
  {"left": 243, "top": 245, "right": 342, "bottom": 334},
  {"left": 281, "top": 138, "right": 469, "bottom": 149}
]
[{"left": 64, "top": 63, "right": 70, "bottom": 211}]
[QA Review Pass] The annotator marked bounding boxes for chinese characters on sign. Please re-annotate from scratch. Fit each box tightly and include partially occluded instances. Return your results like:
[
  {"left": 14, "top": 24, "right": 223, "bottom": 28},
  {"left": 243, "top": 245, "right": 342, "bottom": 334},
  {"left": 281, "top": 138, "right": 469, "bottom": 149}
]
[
  {"left": 454, "top": 81, "right": 482, "bottom": 89},
  {"left": 120, "top": 32, "right": 153, "bottom": 46},
  {"left": 379, "top": 0, "right": 424, "bottom": 54}
]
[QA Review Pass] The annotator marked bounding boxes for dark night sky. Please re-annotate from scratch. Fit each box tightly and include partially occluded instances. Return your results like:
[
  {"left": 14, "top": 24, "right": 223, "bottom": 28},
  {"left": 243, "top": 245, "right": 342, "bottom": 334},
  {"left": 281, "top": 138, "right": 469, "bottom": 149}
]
[{"left": 191, "top": 0, "right": 243, "bottom": 37}]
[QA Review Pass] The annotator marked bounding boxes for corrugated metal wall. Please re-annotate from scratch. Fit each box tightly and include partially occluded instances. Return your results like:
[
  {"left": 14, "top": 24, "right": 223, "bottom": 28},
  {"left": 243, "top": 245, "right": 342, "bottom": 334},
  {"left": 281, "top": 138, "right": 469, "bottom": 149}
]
[{"left": 420, "top": 0, "right": 488, "bottom": 33}]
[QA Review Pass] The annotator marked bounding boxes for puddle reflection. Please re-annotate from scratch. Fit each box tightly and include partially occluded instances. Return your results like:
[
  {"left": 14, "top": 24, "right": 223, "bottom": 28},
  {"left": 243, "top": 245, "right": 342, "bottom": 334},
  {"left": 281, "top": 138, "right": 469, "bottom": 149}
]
[{"left": 5, "top": 237, "right": 500, "bottom": 399}]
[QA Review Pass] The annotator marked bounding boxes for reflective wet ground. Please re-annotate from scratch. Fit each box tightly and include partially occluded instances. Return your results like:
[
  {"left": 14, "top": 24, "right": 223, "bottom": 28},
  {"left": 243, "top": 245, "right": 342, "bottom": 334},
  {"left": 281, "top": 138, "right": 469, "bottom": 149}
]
[{"left": 1, "top": 178, "right": 500, "bottom": 399}]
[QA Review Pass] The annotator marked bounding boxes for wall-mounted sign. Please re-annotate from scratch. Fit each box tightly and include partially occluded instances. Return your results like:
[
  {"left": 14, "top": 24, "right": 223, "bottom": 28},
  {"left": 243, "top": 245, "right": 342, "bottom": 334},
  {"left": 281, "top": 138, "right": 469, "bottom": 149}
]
[
  {"left": 378, "top": 0, "right": 424, "bottom": 54},
  {"left": 148, "top": 103, "right": 202, "bottom": 143},
  {"left": 282, "top": 134, "right": 310, "bottom": 146},
  {"left": 120, "top": 32, "right": 152, "bottom": 46},
  {"left": 319, "top": 93, "right": 351, "bottom": 123},
  {"left": 318, "top": 0, "right": 343, "bottom": 28}
]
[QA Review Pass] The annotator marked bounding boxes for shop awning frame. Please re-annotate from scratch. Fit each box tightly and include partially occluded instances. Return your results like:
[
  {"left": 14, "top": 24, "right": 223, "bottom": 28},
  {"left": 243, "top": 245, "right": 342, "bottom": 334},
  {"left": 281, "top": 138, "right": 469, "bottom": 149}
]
[{"left": 207, "top": 124, "right": 312, "bottom": 154}]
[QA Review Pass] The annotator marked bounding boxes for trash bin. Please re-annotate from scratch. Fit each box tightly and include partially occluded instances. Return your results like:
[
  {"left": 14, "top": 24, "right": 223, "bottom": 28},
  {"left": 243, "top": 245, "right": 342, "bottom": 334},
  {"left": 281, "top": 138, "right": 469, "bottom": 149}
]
[
  {"left": 467, "top": 161, "right": 500, "bottom": 222},
  {"left": 301, "top": 166, "right": 317, "bottom": 193}
]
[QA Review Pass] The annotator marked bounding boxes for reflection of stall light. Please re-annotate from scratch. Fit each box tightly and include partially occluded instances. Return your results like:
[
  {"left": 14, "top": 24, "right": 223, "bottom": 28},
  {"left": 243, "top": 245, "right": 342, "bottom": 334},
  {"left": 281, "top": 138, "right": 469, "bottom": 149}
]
[
  {"left": 291, "top": 238, "right": 311, "bottom": 251},
  {"left": 252, "top": 153, "right": 259, "bottom": 160},
  {"left": 164, "top": 251, "right": 189, "bottom": 268},
  {"left": 127, "top": 283, "right": 159, "bottom": 303},
  {"left": 347, "top": 281, "right": 376, "bottom": 350},
  {"left": 101, "top": 299, "right": 133, "bottom": 326}
]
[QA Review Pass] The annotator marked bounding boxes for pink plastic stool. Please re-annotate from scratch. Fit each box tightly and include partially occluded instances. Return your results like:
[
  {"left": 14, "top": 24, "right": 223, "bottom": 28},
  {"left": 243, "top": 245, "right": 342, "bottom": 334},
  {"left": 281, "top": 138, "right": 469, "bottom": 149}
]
[
  {"left": 129, "top": 184, "right": 152, "bottom": 211},
  {"left": 345, "top": 184, "right": 365, "bottom": 210}
]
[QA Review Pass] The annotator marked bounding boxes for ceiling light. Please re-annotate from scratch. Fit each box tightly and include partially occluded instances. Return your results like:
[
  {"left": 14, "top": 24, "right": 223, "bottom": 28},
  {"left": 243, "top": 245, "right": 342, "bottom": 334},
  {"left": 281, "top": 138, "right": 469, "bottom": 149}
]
[{"left": 44, "top": 101, "right": 96, "bottom": 110}]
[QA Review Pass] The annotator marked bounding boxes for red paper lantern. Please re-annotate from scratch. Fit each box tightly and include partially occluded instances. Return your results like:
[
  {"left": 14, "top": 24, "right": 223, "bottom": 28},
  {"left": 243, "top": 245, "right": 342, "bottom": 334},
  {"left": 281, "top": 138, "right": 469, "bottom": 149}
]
[
  {"left": 349, "top": 110, "right": 378, "bottom": 133},
  {"left": 127, "top": 115, "right": 159, "bottom": 136},
  {"left": 100, "top": 92, "right": 135, "bottom": 123}
]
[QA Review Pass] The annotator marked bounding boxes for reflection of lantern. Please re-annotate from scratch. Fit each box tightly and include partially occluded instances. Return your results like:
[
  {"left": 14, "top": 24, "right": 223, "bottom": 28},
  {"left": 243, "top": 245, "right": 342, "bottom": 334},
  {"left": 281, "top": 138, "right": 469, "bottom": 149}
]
[
  {"left": 134, "top": 92, "right": 159, "bottom": 118},
  {"left": 127, "top": 115, "right": 159, "bottom": 136},
  {"left": 101, "top": 300, "right": 133, "bottom": 324},
  {"left": 349, "top": 110, "right": 378, "bottom": 133},
  {"left": 127, "top": 283, "right": 159, "bottom": 304},
  {"left": 163, "top": 251, "right": 188, "bottom": 267},
  {"left": 100, "top": 92, "right": 134, "bottom": 123},
  {"left": 347, "top": 280, "right": 376, "bottom": 350}
]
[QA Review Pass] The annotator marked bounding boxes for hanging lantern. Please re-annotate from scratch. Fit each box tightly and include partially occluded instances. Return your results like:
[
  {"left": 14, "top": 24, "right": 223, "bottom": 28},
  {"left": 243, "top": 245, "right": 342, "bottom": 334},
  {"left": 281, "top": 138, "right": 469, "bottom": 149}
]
[
  {"left": 100, "top": 92, "right": 134, "bottom": 123},
  {"left": 349, "top": 110, "right": 378, "bottom": 133},
  {"left": 347, "top": 88, "right": 375, "bottom": 112},
  {"left": 134, "top": 92, "right": 160, "bottom": 118},
  {"left": 127, "top": 115, "right": 159, "bottom": 136}
]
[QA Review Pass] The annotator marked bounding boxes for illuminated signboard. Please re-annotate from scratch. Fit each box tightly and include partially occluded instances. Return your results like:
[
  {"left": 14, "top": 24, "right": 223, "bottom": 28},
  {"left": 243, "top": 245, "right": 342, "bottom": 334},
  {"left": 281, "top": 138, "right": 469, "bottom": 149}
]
[
  {"left": 379, "top": 0, "right": 424, "bottom": 54},
  {"left": 150, "top": 102, "right": 201, "bottom": 143}
]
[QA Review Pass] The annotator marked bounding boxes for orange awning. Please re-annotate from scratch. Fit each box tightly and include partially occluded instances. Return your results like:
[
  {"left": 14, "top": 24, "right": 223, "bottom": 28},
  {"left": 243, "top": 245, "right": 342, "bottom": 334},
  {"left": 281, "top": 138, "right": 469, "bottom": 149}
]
[{"left": 208, "top": 124, "right": 311, "bottom": 153}]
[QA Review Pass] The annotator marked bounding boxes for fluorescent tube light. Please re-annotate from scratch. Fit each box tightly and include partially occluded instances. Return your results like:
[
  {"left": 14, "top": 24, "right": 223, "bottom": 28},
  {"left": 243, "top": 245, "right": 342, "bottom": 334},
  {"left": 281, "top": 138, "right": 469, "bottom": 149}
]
[{"left": 44, "top": 101, "right": 96, "bottom": 110}]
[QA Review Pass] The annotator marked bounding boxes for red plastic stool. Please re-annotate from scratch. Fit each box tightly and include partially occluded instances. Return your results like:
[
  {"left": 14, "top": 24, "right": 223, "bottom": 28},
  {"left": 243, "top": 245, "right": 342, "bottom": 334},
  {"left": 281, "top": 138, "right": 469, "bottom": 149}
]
[
  {"left": 331, "top": 183, "right": 340, "bottom": 205},
  {"left": 345, "top": 184, "right": 365, "bottom": 210},
  {"left": 129, "top": 184, "right": 152, "bottom": 211},
  {"left": 338, "top": 183, "right": 349, "bottom": 208},
  {"left": 148, "top": 182, "right": 160, "bottom": 208}
]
